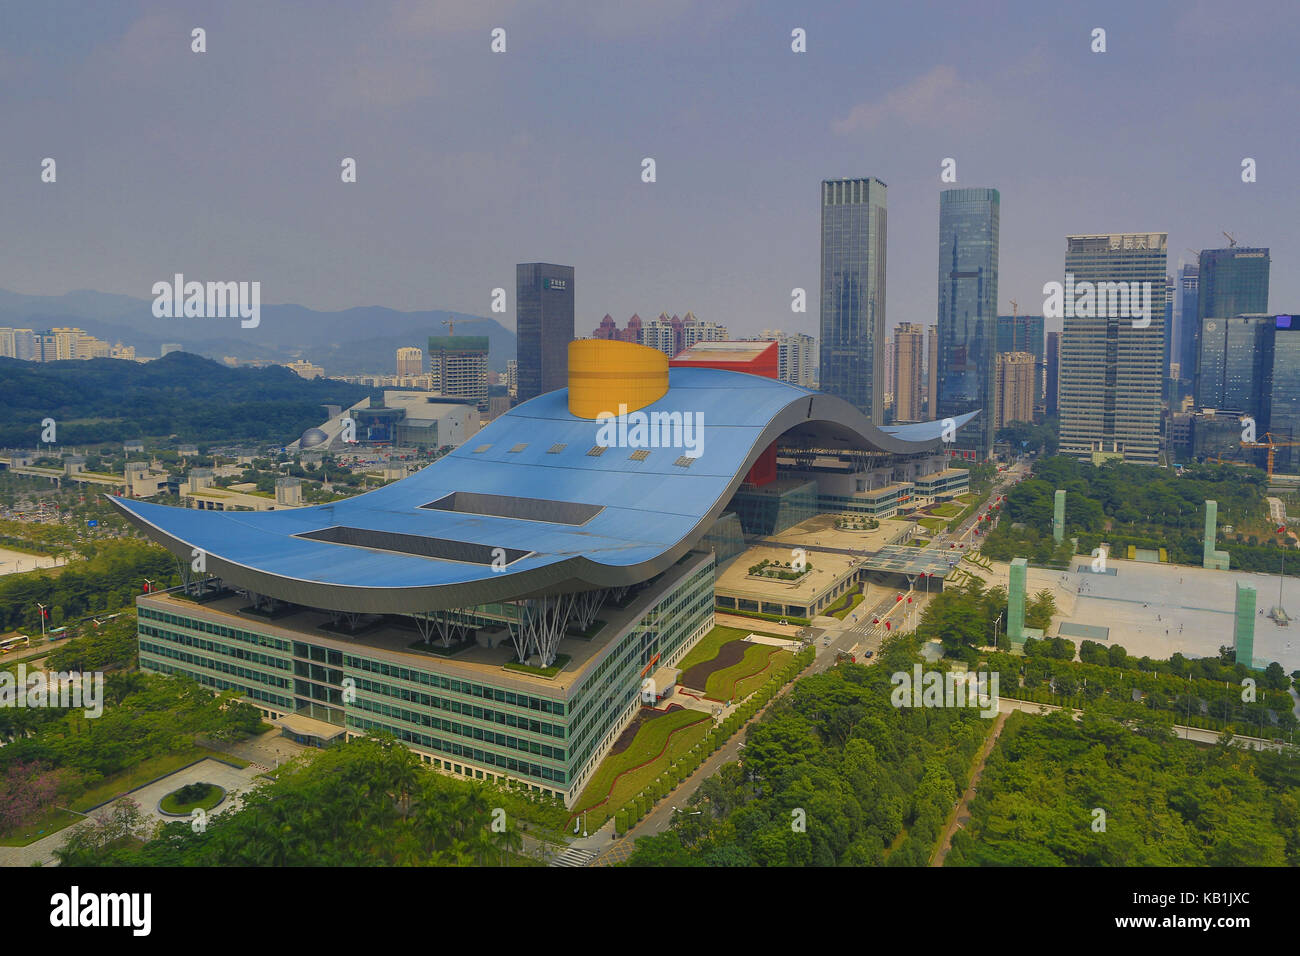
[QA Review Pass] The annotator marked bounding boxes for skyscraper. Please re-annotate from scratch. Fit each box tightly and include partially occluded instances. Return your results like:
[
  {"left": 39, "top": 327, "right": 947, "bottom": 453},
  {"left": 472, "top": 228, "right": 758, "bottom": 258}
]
[
  {"left": 1265, "top": 314, "right": 1300, "bottom": 474},
  {"left": 936, "top": 187, "right": 1000, "bottom": 458},
  {"left": 428, "top": 336, "right": 490, "bottom": 410},
  {"left": 1045, "top": 330, "right": 1061, "bottom": 420},
  {"left": 515, "top": 263, "right": 574, "bottom": 402},
  {"left": 819, "top": 177, "right": 887, "bottom": 421},
  {"left": 1196, "top": 314, "right": 1272, "bottom": 413},
  {"left": 926, "top": 324, "right": 938, "bottom": 418},
  {"left": 1176, "top": 262, "right": 1199, "bottom": 398},
  {"left": 1058, "top": 233, "right": 1168, "bottom": 465},
  {"left": 1194, "top": 247, "right": 1270, "bottom": 403},
  {"left": 893, "top": 323, "right": 925, "bottom": 423}
]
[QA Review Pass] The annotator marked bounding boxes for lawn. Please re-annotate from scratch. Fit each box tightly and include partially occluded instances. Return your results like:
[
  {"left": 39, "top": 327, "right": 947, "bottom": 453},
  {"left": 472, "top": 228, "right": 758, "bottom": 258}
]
[
  {"left": 69, "top": 747, "right": 249, "bottom": 813},
  {"left": 0, "top": 807, "right": 83, "bottom": 847},
  {"left": 504, "top": 654, "right": 571, "bottom": 678},
  {"left": 706, "top": 645, "right": 793, "bottom": 701},
  {"left": 730, "top": 649, "right": 795, "bottom": 700},
  {"left": 931, "top": 502, "right": 964, "bottom": 517},
  {"left": 918, "top": 517, "right": 947, "bottom": 532},
  {"left": 826, "top": 592, "right": 864, "bottom": 620},
  {"left": 677, "top": 624, "right": 781, "bottom": 671},
  {"left": 570, "top": 708, "right": 710, "bottom": 826}
]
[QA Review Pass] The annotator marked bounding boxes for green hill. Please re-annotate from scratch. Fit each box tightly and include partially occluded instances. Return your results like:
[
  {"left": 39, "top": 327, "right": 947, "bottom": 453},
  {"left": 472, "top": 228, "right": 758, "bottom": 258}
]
[{"left": 0, "top": 353, "right": 372, "bottom": 448}]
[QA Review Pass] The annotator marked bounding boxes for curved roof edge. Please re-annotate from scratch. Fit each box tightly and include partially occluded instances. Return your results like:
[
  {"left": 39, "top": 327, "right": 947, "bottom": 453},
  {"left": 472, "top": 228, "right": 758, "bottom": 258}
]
[{"left": 110, "top": 387, "right": 978, "bottom": 614}]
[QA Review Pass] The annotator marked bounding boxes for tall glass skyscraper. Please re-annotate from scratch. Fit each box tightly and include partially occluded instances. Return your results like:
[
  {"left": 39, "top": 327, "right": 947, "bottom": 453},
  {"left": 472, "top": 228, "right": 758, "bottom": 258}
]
[
  {"left": 516, "top": 263, "right": 575, "bottom": 403},
  {"left": 1196, "top": 315, "right": 1272, "bottom": 414},
  {"left": 1194, "top": 248, "right": 1270, "bottom": 404},
  {"left": 936, "top": 187, "right": 1000, "bottom": 458},
  {"left": 1176, "top": 263, "right": 1199, "bottom": 399},
  {"left": 1058, "top": 233, "right": 1168, "bottom": 465},
  {"left": 1266, "top": 315, "right": 1300, "bottom": 474},
  {"left": 819, "top": 177, "right": 887, "bottom": 421}
]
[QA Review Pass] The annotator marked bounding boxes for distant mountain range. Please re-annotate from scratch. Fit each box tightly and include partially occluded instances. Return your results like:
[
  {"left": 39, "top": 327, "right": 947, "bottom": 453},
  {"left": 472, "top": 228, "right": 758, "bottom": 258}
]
[{"left": 0, "top": 289, "right": 516, "bottom": 374}]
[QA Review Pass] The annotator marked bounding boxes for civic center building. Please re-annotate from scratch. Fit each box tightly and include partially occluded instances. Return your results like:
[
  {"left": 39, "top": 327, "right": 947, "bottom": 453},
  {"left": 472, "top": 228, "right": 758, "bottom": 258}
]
[{"left": 112, "top": 340, "right": 973, "bottom": 805}]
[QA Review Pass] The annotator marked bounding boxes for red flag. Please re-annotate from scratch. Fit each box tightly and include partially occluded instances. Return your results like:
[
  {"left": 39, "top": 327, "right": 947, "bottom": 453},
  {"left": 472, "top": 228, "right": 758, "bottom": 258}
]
[
  {"left": 40, "top": 607, "right": 48, "bottom": 618},
  {"left": 1278, "top": 526, "right": 1286, "bottom": 534}
]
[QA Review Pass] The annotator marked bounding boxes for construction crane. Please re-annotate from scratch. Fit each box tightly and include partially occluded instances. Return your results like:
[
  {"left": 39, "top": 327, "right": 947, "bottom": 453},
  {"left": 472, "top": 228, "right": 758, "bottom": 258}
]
[
  {"left": 441, "top": 319, "right": 456, "bottom": 336},
  {"left": 1240, "top": 432, "right": 1300, "bottom": 479},
  {"left": 1223, "top": 231, "right": 1238, "bottom": 248}
]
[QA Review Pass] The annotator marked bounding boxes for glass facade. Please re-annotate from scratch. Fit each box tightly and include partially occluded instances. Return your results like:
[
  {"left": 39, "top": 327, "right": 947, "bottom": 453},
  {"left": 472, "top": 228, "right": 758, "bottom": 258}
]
[
  {"left": 1196, "top": 315, "right": 1271, "bottom": 415},
  {"left": 136, "top": 552, "right": 716, "bottom": 805},
  {"left": 1176, "top": 263, "right": 1199, "bottom": 399},
  {"left": 937, "top": 188, "right": 1000, "bottom": 459},
  {"left": 1194, "top": 247, "right": 1270, "bottom": 406},
  {"left": 1266, "top": 321, "right": 1300, "bottom": 474},
  {"left": 729, "top": 480, "right": 818, "bottom": 535},
  {"left": 819, "top": 177, "right": 887, "bottom": 421},
  {"left": 515, "top": 263, "right": 575, "bottom": 403}
]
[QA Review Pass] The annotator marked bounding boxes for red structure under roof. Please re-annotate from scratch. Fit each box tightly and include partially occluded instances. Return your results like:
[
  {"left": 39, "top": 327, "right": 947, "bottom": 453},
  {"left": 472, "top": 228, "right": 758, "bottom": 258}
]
[
  {"left": 669, "top": 340, "right": 779, "bottom": 379},
  {"left": 671, "top": 341, "right": 780, "bottom": 486}
]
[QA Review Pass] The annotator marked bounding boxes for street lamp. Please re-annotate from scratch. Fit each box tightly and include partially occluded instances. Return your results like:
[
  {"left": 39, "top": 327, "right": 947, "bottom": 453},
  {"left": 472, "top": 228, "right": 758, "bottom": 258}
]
[{"left": 35, "top": 602, "right": 47, "bottom": 639}]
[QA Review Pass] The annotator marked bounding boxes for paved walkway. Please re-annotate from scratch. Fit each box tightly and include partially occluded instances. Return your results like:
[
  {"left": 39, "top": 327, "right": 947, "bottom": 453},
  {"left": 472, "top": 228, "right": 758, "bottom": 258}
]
[
  {"left": 932, "top": 712, "right": 1007, "bottom": 866},
  {"left": 198, "top": 728, "right": 308, "bottom": 771},
  {"left": 0, "top": 757, "right": 264, "bottom": 867}
]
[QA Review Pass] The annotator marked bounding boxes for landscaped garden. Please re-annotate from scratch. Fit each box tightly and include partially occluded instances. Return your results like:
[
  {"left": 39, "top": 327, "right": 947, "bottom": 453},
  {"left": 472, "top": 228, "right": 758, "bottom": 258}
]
[
  {"left": 569, "top": 707, "right": 711, "bottom": 828},
  {"left": 159, "top": 781, "right": 226, "bottom": 815},
  {"left": 747, "top": 557, "right": 812, "bottom": 580},
  {"left": 835, "top": 515, "right": 879, "bottom": 531}
]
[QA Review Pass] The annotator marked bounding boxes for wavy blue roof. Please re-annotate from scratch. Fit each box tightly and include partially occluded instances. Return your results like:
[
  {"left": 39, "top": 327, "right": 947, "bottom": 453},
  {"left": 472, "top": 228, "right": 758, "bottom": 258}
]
[{"left": 111, "top": 367, "right": 977, "bottom": 613}]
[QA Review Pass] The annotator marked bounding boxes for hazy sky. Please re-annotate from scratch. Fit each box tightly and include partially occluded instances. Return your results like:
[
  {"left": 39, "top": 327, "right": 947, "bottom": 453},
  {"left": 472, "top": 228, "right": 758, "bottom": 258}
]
[{"left": 2, "top": 0, "right": 1296, "bottom": 339}]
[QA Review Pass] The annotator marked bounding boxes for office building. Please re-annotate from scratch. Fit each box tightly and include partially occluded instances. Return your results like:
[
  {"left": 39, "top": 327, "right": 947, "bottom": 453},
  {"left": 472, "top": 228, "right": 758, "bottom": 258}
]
[
  {"left": 515, "top": 263, "right": 574, "bottom": 402},
  {"left": 936, "top": 187, "right": 1000, "bottom": 459},
  {"left": 893, "top": 323, "right": 925, "bottom": 423},
  {"left": 428, "top": 336, "right": 489, "bottom": 410},
  {"left": 1058, "top": 233, "right": 1168, "bottom": 465},
  {"left": 1045, "top": 330, "right": 1061, "bottom": 420},
  {"left": 1196, "top": 314, "right": 1272, "bottom": 414},
  {"left": 115, "top": 339, "right": 975, "bottom": 804},
  {"left": 1175, "top": 263, "right": 1199, "bottom": 399},
  {"left": 819, "top": 177, "right": 887, "bottom": 421},
  {"left": 1194, "top": 247, "right": 1270, "bottom": 401},
  {"left": 1262, "top": 314, "right": 1300, "bottom": 473},
  {"left": 926, "top": 325, "right": 938, "bottom": 418}
]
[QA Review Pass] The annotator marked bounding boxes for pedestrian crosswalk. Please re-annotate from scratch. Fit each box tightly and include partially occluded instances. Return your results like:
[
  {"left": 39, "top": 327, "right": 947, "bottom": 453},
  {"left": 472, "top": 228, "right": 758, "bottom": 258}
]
[{"left": 548, "top": 846, "right": 597, "bottom": 868}]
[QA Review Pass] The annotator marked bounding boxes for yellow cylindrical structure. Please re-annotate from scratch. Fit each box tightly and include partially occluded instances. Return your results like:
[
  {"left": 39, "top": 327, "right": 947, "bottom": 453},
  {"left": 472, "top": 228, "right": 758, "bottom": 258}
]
[{"left": 568, "top": 340, "right": 669, "bottom": 419}]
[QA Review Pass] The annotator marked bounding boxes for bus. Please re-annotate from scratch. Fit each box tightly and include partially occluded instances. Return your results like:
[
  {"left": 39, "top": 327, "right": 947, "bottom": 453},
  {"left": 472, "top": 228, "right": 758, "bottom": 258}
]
[{"left": 0, "top": 634, "right": 31, "bottom": 654}]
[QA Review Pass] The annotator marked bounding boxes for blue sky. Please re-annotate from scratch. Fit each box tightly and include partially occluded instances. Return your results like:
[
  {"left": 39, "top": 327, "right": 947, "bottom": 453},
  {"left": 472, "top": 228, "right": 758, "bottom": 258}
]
[{"left": 1, "top": 0, "right": 1296, "bottom": 338}]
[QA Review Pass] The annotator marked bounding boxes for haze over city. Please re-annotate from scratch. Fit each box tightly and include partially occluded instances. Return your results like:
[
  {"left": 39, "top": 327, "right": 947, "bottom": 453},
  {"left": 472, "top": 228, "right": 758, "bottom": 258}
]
[{"left": 3, "top": 0, "right": 1297, "bottom": 337}]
